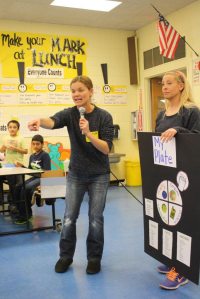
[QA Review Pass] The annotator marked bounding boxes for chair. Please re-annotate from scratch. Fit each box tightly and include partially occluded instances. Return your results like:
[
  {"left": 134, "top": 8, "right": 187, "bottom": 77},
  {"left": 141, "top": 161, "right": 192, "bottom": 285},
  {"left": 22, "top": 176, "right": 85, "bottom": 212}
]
[{"left": 40, "top": 169, "right": 67, "bottom": 231}]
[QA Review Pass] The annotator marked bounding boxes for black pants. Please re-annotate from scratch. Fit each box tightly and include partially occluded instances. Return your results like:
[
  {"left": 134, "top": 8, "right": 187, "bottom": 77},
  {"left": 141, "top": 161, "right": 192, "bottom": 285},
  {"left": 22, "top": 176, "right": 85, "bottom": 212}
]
[
  {"left": 6, "top": 175, "right": 23, "bottom": 205},
  {"left": 14, "top": 177, "right": 40, "bottom": 218}
]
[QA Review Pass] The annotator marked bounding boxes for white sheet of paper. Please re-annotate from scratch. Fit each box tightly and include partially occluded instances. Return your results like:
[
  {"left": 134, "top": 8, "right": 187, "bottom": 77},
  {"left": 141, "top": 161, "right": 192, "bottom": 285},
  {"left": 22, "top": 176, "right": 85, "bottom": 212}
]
[
  {"left": 145, "top": 198, "right": 154, "bottom": 218},
  {"left": 162, "top": 229, "right": 173, "bottom": 259},
  {"left": 149, "top": 220, "right": 158, "bottom": 249},
  {"left": 177, "top": 232, "right": 192, "bottom": 267}
]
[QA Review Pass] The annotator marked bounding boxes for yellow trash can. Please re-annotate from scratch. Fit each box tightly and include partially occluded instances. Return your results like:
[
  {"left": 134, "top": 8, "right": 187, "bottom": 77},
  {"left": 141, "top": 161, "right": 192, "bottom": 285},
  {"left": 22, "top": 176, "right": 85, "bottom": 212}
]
[{"left": 124, "top": 160, "right": 142, "bottom": 186}]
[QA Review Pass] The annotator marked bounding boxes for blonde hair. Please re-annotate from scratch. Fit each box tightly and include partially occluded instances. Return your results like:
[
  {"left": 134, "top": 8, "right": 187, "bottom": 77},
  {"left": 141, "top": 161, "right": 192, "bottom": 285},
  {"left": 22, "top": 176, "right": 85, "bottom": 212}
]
[
  {"left": 163, "top": 70, "right": 197, "bottom": 109},
  {"left": 70, "top": 75, "right": 93, "bottom": 90}
]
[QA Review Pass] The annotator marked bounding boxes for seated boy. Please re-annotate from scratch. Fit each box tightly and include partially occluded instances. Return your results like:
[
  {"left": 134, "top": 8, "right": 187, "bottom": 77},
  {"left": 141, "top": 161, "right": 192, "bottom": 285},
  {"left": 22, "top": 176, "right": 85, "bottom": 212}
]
[
  {"left": 0, "top": 120, "right": 28, "bottom": 213},
  {"left": 14, "top": 134, "right": 51, "bottom": 224}
]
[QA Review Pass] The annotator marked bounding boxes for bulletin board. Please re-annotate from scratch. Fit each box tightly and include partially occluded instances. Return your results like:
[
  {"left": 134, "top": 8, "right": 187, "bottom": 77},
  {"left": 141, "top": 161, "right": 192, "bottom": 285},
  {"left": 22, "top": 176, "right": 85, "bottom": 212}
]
[{"left": 138, "top": 132, "right": 200, "bottom": 284}]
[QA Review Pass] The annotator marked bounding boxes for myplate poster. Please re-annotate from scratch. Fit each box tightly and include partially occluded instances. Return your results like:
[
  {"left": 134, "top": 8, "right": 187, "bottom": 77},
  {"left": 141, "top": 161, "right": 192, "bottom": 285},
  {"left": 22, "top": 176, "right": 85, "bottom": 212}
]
[{"left": 138, "top": 132, "right": 200, "bottom": 284}]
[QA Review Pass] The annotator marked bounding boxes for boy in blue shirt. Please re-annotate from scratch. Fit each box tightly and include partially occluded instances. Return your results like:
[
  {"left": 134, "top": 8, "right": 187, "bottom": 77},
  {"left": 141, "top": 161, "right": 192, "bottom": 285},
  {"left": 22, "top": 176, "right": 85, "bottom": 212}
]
[{"left": 14, "top": 134, "right": 51, "bottom": 224}]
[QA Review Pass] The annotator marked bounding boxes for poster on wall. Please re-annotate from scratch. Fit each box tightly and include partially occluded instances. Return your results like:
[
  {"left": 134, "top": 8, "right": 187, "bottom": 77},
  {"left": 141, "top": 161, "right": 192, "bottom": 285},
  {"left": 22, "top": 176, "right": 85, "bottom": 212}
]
[
  {"left": 0, "top": 31, "right": 87, "bottom": 106},
  {"left": 0, "top": 31, "right": 128, "bottom": 106},
  {"left": 0, "top": 31, "right": 87, "bottom": 79},
  {"left": 0, "top": 84, "right": 74, "bottom": 106},
  {"left": 138, "top": 132, "right": 200, "bottom": 284},
  {"left": 93, "top": 85, "right": 127, "bottom": 105},
  {"left": 0, "top": 83, "right": 128, "bottom": 106}
]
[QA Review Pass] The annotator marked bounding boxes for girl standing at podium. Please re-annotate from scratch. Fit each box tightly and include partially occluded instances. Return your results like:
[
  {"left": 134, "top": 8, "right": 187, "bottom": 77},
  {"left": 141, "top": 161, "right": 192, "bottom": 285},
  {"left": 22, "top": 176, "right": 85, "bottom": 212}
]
[{"left": 155, "top": 70, "right": 200, "bottom": 290}]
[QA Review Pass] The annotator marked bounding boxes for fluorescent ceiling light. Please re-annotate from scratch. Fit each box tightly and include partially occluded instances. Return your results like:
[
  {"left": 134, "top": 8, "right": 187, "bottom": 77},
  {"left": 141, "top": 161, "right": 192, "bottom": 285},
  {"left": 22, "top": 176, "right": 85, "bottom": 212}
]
[{"left": 50, "top": 0, "right": 122, "bottom": 12}]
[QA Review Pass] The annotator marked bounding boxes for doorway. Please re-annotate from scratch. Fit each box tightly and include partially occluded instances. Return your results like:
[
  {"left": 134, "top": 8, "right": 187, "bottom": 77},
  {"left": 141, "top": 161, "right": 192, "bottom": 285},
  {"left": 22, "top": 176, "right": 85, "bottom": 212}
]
[{"left": 150, "top": 77, "right": 164, "bottom": 130}]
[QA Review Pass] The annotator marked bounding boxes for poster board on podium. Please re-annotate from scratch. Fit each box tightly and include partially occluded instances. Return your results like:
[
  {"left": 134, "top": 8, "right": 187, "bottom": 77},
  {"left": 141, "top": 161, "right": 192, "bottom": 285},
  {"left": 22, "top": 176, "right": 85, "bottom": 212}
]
[{"left": 138, "top": 132, "right": 200, "bottom": 284}]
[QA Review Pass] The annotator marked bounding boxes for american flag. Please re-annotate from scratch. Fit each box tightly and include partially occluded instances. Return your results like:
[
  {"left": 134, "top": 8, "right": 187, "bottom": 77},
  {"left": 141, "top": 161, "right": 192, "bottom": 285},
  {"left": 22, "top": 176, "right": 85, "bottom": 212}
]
[{"left": 158, "top": 14, "right": 181, "bottom": 59}]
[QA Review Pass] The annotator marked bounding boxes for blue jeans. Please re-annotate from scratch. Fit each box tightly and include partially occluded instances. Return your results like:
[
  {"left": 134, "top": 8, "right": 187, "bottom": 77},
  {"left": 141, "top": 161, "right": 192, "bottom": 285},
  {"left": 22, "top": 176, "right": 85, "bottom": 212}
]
[{"left": 59, "top": 171, "right": 110, "bottom": 261}]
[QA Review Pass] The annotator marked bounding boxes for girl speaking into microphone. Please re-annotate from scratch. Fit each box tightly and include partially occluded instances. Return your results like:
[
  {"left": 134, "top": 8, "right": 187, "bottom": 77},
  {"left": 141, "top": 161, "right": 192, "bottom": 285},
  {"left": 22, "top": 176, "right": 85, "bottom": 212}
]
[{"left": 28, "top": 75, "right": 114, "bottom": 275}]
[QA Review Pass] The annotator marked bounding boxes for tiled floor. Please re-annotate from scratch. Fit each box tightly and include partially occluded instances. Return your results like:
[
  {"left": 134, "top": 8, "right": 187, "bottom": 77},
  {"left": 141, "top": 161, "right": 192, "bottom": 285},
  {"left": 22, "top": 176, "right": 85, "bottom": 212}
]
[{"left": 0, "top": 186, "right": 199, "bottom": 299}]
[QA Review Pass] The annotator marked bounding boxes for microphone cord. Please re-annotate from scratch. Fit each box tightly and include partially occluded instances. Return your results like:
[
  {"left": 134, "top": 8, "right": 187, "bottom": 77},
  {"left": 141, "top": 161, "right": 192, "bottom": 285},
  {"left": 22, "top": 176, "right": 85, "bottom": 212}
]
[{"left": 110, "top": 169, "right": 143, "bottom": 206}]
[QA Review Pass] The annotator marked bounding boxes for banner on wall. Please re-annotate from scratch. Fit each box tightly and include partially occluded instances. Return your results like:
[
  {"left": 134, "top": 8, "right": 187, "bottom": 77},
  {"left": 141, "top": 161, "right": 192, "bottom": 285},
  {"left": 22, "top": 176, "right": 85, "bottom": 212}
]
[
  {"left": 138, "top": 132, "right": 200, "bottom": 284},
  {"left": 0, "top": 84, "right": 128, "bottom": 106},
  {"left": 0, "top": 84, "right": 73, "bottom": 106},
  {"left": 0, "top": 31, "right": 87, "bottom": 79},
  {"left": 0, "top": 31, "right": 128, "bottom": 106}
]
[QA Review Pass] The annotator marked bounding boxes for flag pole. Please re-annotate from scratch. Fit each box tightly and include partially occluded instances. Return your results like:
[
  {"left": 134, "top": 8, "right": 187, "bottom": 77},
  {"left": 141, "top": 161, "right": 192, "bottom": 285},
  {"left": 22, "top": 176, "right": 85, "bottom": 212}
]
[{"left": 151, "top": 4, "right": 199, "bottom": 57}]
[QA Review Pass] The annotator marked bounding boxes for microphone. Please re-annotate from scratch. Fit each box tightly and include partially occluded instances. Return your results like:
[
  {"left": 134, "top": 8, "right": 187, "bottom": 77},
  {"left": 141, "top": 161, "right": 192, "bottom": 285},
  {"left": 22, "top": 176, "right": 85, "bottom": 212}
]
[
  {"left": 79, "top": 107, "right": 86, "bottom": 119},
  {"left": 78, "top": 107, "right": 86, "bottom": 134}
]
